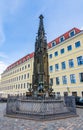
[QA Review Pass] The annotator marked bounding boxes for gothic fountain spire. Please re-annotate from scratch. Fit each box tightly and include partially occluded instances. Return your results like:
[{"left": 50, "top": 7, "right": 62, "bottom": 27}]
[
  {"left": 32, "top": 14, "right": 49, "bottom": 95},
  {"left": 35, "top": 14, "right": 47, "bottom": 52},
  {"left": 38, "top": 14, "right": 45, "bottom": 38}
]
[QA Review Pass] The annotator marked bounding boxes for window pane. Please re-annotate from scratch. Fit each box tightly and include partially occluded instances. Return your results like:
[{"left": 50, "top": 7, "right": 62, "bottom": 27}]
[
  {"left": 77, "top": 56, "right": 83, "bottom": 65},
  {"left": 21, "top": 84, "right": 23, "bottom": 89},
  {"left": 50, "top": 78, "right": 53, "bottom": 86},
  {"left": 75, "top": 41, "right": 81, "bottom": 48},
  {"left": 22, "top": 66, "right": 24, "bottom": 70},
  {"left": 25, "top": 65, "right": 27, "bottom": 69},
  {"left": 49, "top": 54, "right": 52, "bottom": 59},
  {"left": 27, "top": 73, "right": 29, "bottom": 78},
  {"left": 24, "top": 83, "right": 26, "bottom": 88},
  {"left": 61, "top": 61, "right": 66, "bottom": 69},
  {"left": 19, "top": 76, "right": 20, "bottom": 80},
  {"left": 60, "top": 37, "right": 64, "bottom": 42},
  {"left": 79, "top": 73, "right": 83, "bottom": 82},
  {"left": 70, "top": 74, "right": 76, "bottom": 83},
  {"left": 61, "top": 48, "right": 64, "bottom": 54},
  {"left": 21, "top": 75, "right": 23, "bottom": 80},
  {"left": 70, "top": 31, "right": 75, "bottom": 37},
  {"left": 28, "top": 64, "right": 30, "bottom": 68},
  {"left": 67, "top": 45, "right": 72, "bottom": 51},
  {"left": 69, "top": 59, "right": 74, "bottom": 68},
  {"left": 55, "top": 64, "right": 59, "bottom": 71},
  {"left": 54, "top": 51, "right": 58, "bottom": 56},
  {"left": 52, "top": 42, "right": 56, "bottom": 47},
  {"left": 56, "top": 77, "right": 60, "bottom": 85},
  {"left": 62, "top": 76, "right": 67, "bottom": 84},
  {"left": 24, "top": 74, "right": 26, "bottom": 79},
  {"left": 49, "top": 66, "right": 53, "bottom": 72}
]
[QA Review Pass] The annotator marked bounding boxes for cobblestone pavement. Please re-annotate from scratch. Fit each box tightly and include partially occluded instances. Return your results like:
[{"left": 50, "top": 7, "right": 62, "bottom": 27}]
[{"left": 0, "top": 103, "right": 83, "bottom": 130}]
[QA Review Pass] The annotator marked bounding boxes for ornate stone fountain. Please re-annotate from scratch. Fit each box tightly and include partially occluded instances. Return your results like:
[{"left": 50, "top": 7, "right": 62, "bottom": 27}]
[{"left": 6, "top": 15, "right": 77, "bottom": 120}]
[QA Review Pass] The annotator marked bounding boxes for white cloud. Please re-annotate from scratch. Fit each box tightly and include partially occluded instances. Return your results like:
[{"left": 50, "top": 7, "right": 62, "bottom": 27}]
[
  {"left": 0, "top": 0, "right": 26, "bottom": 46},
  {"left": 0, "top": 0, "right": 26, "bottom": 77},
  {"left": 0, "top": 24, "right": 5, "bottom": 46},
  {"left": 0, "top": 17, "right": 5, "bottom": 45},
  {"left": 0, "top": 61, "right": 7, "bottom": 75},
  {"left": 3, "top": 0, "right": 25, "bottom": 15},
  {"left": 80, "top": 26, "right": 83, "bottom": 30},
  {"left": 0, "top": 0, "right": 24, "bottom": 15},
  {"left": 0, "top": 52, "right": 8, "bottom": 59}
]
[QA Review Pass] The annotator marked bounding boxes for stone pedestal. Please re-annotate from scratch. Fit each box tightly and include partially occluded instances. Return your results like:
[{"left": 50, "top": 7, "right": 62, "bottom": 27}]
[{"left": 6, "top": 96, "right": 77, "bottom": 120}]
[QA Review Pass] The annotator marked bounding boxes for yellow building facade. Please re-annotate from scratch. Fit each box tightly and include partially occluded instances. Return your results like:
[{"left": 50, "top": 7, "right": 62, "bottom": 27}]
[{"left": 0, "top": 27, "right": 83, "bottom": 98}]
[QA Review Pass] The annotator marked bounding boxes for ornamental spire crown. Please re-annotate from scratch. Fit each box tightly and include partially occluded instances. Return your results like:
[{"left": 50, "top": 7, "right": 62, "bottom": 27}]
[{"left": 38, "top": 14, "right": 45, "bottom": 38}]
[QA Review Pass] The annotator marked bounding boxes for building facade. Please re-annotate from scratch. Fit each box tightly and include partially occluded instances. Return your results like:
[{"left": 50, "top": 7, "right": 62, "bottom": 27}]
[{"left": 0, "top": 27, "right": 83, "bottom": 98}]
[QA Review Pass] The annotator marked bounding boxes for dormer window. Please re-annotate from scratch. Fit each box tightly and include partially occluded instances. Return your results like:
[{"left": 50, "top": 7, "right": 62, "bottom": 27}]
[
  {"left": 60, "top": 36, "right": 65, "bottom": 42},
  {"left": 52, "top": 41, "right": 56, "bottom": 47},
  {"left": 69, "top": 30, "right": 75, "bottom": 37}
]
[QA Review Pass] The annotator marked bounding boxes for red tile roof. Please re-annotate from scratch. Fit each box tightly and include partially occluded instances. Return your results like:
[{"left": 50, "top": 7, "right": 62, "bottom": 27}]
[
  {"left": 6, "top": 52, "right": 34, "bottom": 71},
  {"left": 5, "top": 27, "right": 81, "bottom": 72},
  {"left": 48, "top": 27, "right": 81, "bottom": 49}
]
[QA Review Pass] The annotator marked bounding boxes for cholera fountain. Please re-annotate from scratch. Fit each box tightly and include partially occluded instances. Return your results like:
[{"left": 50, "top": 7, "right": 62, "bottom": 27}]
[{"left": 6, "top": 15, "right": 77, "bottom": 120}]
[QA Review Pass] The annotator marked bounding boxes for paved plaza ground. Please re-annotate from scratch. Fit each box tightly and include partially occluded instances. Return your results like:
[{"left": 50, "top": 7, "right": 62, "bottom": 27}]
[{"left": 0, "top": 103, "right": 83, "bottom": 130}]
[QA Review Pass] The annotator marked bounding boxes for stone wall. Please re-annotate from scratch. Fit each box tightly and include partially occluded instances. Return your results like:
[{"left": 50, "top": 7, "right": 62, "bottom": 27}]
[{"left": 6, "top": 96, "right": 77, "bottom": 120}]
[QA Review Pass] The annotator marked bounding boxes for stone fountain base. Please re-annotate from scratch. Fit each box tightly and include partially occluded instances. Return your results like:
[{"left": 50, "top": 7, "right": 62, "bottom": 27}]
[{"left": 5, "top": 96, "right": 77, "bottom": 120}]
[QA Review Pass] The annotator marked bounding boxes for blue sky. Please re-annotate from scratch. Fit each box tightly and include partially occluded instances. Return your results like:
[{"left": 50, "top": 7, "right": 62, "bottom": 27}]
[{"left": 0, "top": 0, "right": 83, "bottom": 75}]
